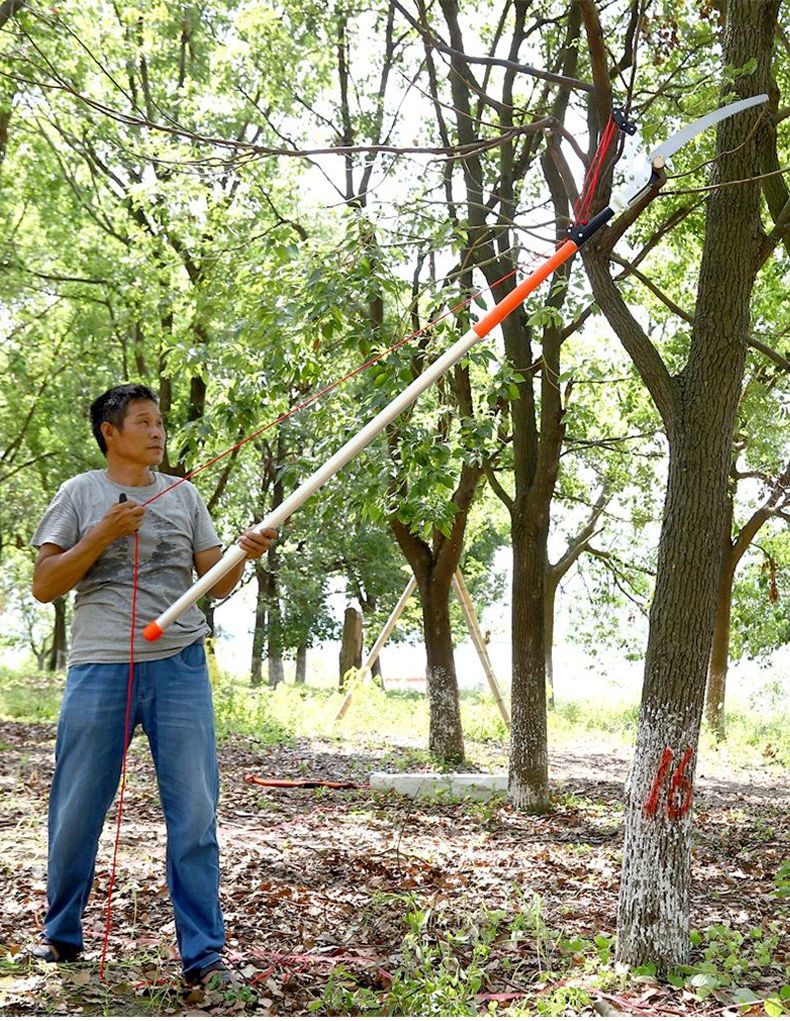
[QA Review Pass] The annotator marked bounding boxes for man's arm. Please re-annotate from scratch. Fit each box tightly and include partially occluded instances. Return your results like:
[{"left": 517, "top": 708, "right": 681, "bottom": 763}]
[
  {"left": 194, "top": 527, "right": 277, "bottom": 600},
  {"left": 32, "top": 501, "right": 146, "bottom": 603}
]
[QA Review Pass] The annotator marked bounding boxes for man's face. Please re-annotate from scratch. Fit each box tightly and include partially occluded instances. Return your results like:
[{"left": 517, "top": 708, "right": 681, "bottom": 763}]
[{"left": 104, "top": 398, "right": 165, "bottom": 465}]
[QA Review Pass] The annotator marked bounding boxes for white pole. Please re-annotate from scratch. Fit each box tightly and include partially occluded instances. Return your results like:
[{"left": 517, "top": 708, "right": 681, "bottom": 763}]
[
  {"left": 145, "top": 240, "right": 581, "bottom": 642},
  {"left": 144, "top": 327, "right": 480, "bottom": 641}
]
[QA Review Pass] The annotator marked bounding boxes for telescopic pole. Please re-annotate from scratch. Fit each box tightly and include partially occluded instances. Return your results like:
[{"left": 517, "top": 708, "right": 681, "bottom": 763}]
[{"left": 144, "top": 239, "right": 581, "bottom": 641}]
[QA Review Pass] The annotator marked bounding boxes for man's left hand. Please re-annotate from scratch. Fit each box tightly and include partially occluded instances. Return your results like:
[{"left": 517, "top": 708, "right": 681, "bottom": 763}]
[{"left": 238, "top": 527, "right": 278, "bottom": 560}]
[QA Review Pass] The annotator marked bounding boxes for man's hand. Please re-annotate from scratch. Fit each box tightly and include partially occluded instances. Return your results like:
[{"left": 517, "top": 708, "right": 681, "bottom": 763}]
[
  {"left": 33, "top": 499, "right": 146, "bottom": 603},
  {"left": 98, "top": 499, "right": 145, "bottom": 541},
  {"left": 238, "top": 527, "right": 278, "bottom": 560}
]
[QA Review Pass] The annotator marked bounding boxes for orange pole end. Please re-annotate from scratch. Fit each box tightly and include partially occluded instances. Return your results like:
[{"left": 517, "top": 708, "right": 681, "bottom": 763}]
[
  {"left": 143, "top": 620, "right": 164, "bottom": 642},
  {"left": 473, "top": 239, "right": 579, "bottom": 339}
]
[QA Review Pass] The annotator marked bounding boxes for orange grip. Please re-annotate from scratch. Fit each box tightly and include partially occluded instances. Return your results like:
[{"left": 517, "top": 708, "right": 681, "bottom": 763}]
[
  {"left": 143, "top": 620, "right": 163, "bottom": 642},
  {"left": 473, "top": 240, "right": 579, "bottom": 339}
]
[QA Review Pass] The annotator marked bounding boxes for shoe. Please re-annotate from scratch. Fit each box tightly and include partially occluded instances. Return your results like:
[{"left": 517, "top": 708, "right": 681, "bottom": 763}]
[
  {"left": 183, "top": 960, "right": 235, "bottom": 988},
  {"left": 29, "top": 939, "right": 81, "bottom": 963}
]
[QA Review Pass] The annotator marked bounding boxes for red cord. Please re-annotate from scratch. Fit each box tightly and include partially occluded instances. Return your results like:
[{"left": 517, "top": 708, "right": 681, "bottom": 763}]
[
  {"left": 99, "top": 531, "right": 139, "bottom": 981},
  {"left": 141, "top": 257, "right": 549, "bottom": 510},
  {"left": 572, "top": 114, "right": 617, "bottom": 226},
  {"left": 99, "top": 247, "right": 556, "bottom": 968}
]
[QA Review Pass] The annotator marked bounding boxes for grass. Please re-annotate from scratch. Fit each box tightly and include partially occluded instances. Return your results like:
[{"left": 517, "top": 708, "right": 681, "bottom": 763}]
[
  {"left": 2, "top": 661, "right": 789, "bottom": 772},
  {"left": 307, "top": 889, "right": 790, "bottom": 1017},
  {"left": 0, "top": 667, "right": 62, "bottom": 723}
]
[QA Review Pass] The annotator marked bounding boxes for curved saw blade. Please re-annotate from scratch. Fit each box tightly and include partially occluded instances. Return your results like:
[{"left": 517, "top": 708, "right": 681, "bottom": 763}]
[{"left": 648, "top": 93, "right": 768, "bottom": 164}]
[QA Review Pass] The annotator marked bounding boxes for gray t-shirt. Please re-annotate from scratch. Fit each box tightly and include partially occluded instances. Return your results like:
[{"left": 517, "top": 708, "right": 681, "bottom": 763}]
[{"left": 32, "top": 470, "right": 222, "bottom": 665}]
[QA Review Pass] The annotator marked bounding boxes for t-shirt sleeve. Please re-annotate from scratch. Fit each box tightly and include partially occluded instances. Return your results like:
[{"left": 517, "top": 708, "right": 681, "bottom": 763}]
[
  {"left": 190, "top": 485, "right": 222, "bottom": 553},
  {"left": 31, "top": 484, "right": 80, "bottom": 550}
]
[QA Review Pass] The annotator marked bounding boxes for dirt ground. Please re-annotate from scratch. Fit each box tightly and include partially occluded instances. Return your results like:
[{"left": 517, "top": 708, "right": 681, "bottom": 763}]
[{"left": 1, "top": 718, "right": 789, "bottom": 1017}]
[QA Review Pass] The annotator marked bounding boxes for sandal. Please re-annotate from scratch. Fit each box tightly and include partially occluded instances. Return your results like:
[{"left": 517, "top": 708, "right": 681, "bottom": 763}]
[
  {"left": 29, "top": 939, "right": 81, "bottom": 964},
  {"left": 183, "top": 960, "right": 234, "bottom": 988}
]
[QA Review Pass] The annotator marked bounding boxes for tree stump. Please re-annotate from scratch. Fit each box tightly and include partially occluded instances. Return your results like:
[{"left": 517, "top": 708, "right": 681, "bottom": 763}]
[{"left": 339, "top": 606, "right": 363, "bottom": 689}]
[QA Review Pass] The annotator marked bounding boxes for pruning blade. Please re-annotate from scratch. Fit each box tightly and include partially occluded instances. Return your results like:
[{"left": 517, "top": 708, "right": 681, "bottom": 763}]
[{"left": 648, "top": 93, "right": 768, "bottom": 164}]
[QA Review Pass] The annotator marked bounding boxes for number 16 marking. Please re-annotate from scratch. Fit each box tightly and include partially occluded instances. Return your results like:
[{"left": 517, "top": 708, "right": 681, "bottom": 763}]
[{"left": 643, "top": 745, "right": 694, "bottom": 819}]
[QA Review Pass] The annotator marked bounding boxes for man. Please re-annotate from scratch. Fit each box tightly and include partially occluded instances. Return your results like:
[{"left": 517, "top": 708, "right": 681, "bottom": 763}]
[{"left": 30, "top": 383, "right": 276, "bottom": 986}]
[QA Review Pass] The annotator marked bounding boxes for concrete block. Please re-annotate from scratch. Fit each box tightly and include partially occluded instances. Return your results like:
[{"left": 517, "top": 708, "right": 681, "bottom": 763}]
[{"left": 369, "top": 771, "right": 507, "bottom": 801}]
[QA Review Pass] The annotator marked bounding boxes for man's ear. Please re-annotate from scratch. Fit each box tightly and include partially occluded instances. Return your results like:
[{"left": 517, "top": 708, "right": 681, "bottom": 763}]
[{"left": 100, "top": 421, "right": 115, "bottom": 448}]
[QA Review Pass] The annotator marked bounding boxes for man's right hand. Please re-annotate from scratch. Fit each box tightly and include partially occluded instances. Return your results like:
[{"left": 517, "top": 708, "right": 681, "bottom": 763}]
[
  {"left": 33, "top": 500, "right": 146, "bottom": 603},
  {"left": 99, "top": 499, "right": 145, "bottom": 541}
]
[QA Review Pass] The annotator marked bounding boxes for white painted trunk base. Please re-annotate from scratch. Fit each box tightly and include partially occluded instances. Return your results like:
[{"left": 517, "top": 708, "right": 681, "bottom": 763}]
[{"left": 370, "top": 771, "right": 507, "bottom": 800}]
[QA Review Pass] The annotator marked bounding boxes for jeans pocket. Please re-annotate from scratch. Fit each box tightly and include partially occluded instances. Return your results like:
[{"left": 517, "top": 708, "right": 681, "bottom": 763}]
[{"left": 177, "top": 642, "right": 207, "bottom": 671}]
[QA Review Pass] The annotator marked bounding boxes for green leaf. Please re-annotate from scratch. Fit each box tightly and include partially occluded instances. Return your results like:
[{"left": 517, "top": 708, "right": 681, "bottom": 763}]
[{"left": 765, "top": 999, "right": 785, "bottom": 1017}]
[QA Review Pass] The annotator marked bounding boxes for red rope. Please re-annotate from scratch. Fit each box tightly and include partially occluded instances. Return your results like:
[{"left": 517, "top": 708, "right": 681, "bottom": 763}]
[
  {"left": 572, "top": 114, "right": 617, "bottom": 226},
  {"left": 99, "top": 247, "right": 555, "bottom": 968},
  {"left": 99, "top": 530, "right": 139, "bottom": 981},
  {"left": 141, "top": 258, "right": 549, "bottom": 510}
]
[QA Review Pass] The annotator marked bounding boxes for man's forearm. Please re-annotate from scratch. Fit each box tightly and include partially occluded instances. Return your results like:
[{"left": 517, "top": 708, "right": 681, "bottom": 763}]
[
  {"left": 32, "top": 528, "right": 116, "bottom": 603},
  {"left": 207, "top": 559, "right": 245, "bottom": 600}
]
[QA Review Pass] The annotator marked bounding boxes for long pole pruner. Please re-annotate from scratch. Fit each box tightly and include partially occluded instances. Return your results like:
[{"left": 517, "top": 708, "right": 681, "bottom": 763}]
[{"left": 143, "top": 93, "right": 767, "bottom": 644}]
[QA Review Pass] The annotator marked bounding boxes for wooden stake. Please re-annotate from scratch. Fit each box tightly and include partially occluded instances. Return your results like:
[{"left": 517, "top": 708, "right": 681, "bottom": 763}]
[
  {"left": 451, "top": 570, "right": 510, "bottom": 729},
  {"left": 333, "top": 576, "right": 417, "bottom": 722}
]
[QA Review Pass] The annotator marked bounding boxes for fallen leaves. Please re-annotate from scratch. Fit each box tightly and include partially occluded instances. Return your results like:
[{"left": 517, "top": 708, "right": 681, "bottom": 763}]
[{"left": 0, "top": 720, "right": 789, "bottom": 1016}]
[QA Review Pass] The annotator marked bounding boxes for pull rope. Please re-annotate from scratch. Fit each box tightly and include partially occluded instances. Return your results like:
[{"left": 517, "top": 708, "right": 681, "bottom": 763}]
[
  {"left": 571, "top": 113, "right": 618, "bottom": 227},
  {"left": 99, "top": 530, "right": 139, "bottom": 981},
  {"left": 97, "top": 245, "right": 556, "bottom": 973}
]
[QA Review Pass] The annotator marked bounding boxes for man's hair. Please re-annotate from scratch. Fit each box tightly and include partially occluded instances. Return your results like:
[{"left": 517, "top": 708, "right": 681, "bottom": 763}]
[{"left": 90, "top": 383, "right": 159, "bottom": 456}]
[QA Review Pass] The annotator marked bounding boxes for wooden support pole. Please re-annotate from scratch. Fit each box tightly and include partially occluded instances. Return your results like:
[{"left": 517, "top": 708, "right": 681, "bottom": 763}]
[
  {"left": 333, "top": 576, "right": 417, "bottom": 722},
  {"left": 451, "top": 570, "right": 511, "bottom": 729}
]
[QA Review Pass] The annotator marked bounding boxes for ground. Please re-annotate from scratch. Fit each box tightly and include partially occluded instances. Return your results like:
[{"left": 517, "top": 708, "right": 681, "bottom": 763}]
[{"left": 1, "top": 696, "right": 789, "bottom": 1018}]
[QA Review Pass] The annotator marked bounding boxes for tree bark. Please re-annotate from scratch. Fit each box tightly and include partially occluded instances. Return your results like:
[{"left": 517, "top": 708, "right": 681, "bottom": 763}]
[
  {"left": 250, "top": 560, "right": 267, "bottom": 687},
  {"left": 580, "top": 0, "right": 778, "bottom": 969},
  {"left": 295, "top": 642, "right": 307, "bottom": 685},
  {"left": 266, "top": 557, "right": 284, "bottom": 688},
  {"left": 415, "top": 567, "right": 465, "bottom": 764},
  {"left": 508, "top": 513, "right": 551, "bottom": 811},
  {"left": 47, "top": 596, "right": 68, "bottom": 671},
  {"left": 389, "top": 461, "right": 481, "bottom": 764},
  {"left": 706, "top": 496, "right": 736, "bottom": 739},
  {"left": 544, "top": 574, "right": 558, "bottom": 710},
  {"left": 706, "top": 554, "right": 735, "bottom": 740}
]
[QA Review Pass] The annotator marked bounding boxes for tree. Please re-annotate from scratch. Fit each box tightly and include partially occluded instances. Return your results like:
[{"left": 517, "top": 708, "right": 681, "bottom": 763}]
[{"left": 578, "top": 0, "right": 781, "bottom": 968}]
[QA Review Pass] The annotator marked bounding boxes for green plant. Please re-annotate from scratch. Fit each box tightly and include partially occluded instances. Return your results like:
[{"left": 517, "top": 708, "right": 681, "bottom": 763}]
[
  {"left": 665, "top": 923, "right": 785, "bottom": 1000},
  {"left": 775, "top": 860, "right": 790, "bottom": 897}
]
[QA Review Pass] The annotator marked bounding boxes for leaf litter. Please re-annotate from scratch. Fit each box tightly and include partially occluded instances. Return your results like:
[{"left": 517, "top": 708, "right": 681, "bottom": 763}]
[{"left": 0, "top": 719, "right": 788, "bottom": 1015}]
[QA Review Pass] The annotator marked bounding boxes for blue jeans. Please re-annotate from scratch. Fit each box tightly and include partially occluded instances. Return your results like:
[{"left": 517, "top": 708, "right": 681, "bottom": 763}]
[{"left": 44, "top": 643, "right": 225, "bottom": 974}]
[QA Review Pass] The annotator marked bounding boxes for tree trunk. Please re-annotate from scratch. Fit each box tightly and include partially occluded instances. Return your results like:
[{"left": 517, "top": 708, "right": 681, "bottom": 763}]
[
  {"left": 508, "top": 516, "right": 551, "bottom": 811},
  {"left": 47, "top": 596, "right": 68, "bottom": 672},
  {"left": 545, "top": 575, "right": 557, "bottom": 711},
  {"left": 706, "top": 533, "right": 736, "bottom": 739},
  {"left": 250, "top": 560, "right": 267, "bottom": 687},
  {"left": 295, "top": 642, "right": 307, "bottom": 685},
  {"left": 416, "top": 571, "right": 465, "bottom": 764},
  {"left": 339, "top": 606, "right": 363, "bottom": 687},
  {"left": 265, "top": 548, "right": 284, "bottom": 688},
  {"left": 611, "top": 0, "right": 776, "bottom": 969}
]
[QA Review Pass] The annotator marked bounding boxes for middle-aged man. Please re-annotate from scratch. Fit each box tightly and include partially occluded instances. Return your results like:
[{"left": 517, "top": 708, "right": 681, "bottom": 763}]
[{"left": 30, "top": 383, "right": 276, "bottom": 986}]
